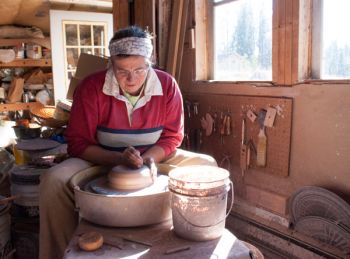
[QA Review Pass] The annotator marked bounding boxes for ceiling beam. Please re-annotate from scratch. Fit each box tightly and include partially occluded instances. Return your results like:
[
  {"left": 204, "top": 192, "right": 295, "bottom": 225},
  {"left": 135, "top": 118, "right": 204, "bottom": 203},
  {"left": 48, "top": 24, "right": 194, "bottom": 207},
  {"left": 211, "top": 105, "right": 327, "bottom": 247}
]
[{"left": 48, "top": 0, "right": 112, "bottom": 8}]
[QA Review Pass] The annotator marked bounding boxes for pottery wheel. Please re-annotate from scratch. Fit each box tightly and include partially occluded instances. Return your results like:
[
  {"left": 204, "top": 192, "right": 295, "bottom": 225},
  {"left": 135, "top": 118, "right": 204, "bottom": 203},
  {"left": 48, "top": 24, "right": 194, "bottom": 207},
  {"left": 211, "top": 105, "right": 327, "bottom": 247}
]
[{"left": 84, "top": 174, "right": 169, "bottom": 196}]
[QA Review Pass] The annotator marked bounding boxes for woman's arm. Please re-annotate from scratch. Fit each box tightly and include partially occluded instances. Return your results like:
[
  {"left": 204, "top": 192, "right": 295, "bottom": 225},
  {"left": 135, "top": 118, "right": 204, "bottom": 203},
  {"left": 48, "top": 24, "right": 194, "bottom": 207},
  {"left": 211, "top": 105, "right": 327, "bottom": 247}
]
[
  {"left": 80, "top": 145, "right": 123, "bottom": 166},
  {"left": 81, "top": 145, "right": 144, "bottom": 168},
  {"left": 141, "top": 145, "right": 166, "bottom": 163}
]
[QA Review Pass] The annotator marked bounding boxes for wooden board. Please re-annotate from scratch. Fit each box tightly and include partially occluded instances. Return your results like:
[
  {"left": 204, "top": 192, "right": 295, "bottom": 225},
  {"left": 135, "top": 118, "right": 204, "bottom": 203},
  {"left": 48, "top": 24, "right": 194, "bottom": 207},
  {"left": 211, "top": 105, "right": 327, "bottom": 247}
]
[
  {"left": 0, "top": 59, "right": 52, "bottom": 67},
  {"left": 184, "top": 94, "right": 293, "bottom": 177},
  {"left": 0, "top": 101, "right": 43, "bottom": 112}
]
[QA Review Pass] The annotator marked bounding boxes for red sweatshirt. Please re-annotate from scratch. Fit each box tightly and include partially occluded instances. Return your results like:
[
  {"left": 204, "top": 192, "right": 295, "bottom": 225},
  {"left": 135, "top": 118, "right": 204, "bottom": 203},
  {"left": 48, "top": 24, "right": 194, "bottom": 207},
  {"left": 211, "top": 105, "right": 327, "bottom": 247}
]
[{"left": 65, "top": 68, "right": 184, "bottom": 158}]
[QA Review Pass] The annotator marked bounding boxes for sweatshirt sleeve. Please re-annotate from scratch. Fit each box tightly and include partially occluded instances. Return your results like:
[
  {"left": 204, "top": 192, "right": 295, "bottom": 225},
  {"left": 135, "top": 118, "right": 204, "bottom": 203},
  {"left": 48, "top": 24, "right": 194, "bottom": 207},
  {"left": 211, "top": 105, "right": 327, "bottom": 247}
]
[
  {"left": 65, "top": 76, "right": 100, "bottom": 157},
  {"left": 155, "top": 76, "right": 184, "bottom": 157}
]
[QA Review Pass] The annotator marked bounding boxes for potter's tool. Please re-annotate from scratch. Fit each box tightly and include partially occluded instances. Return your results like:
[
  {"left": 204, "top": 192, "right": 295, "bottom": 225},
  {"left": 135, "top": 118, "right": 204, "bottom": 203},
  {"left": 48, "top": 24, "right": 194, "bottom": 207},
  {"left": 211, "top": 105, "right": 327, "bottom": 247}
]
[
  {"left": 200, "top": 113, "right": 214, "bottom": 136},
  {"left": 257, "top": 109, "right": 267, "bottom": 167},
  {"left": 111, "top": 235, "right": 153, "bottom": 247},
  {"left": 240, "top": 118, "right": 247, "bottom": 176},
  {"left": 165, "top": 245, "right": 191, "bottom": 254}
]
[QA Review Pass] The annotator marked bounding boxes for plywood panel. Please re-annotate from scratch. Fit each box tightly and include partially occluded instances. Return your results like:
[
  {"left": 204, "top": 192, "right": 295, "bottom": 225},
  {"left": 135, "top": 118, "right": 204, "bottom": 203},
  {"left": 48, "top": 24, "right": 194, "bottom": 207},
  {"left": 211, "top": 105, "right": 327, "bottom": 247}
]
[{"left": 184, "top": 94, "right": 293, "bottom": 177}]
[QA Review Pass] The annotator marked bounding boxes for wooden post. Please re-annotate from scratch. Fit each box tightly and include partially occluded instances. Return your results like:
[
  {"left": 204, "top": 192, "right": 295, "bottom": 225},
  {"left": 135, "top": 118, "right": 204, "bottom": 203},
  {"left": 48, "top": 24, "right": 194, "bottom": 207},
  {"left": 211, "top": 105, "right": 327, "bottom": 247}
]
[
  {"left": 134, "top": 0, "right": 156, "bottom": 63},
  {"left": 113, "top": 0, "right": 130, "bottom": 32},
  {"left": 166, "top": 0, "right": 189, "bottom": 81},
  {"left": 157, "top": 0, "right": 172, "bottom": 70}
]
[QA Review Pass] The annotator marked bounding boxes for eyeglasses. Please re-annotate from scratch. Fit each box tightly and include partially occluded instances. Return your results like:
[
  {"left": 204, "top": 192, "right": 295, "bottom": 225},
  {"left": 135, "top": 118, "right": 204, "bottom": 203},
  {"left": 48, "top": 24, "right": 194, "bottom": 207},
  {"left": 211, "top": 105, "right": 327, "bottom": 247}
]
[{"left": 115, "top": 66, "right": 149, "bottom": 78}]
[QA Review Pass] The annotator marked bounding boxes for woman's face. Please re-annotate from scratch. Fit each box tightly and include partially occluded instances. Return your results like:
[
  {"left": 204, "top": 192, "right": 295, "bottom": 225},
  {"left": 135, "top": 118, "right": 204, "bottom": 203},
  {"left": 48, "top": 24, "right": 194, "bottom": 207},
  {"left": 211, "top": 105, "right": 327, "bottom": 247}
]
[{"left": 111, "top": 55, "right": 150, "bottom": 96}]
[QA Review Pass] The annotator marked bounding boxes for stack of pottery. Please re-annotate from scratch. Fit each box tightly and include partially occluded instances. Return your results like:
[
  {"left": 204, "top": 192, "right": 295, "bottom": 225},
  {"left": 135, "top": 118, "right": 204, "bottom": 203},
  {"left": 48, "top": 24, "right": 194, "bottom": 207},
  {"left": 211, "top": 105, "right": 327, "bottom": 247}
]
[{"left": 10, "top": 165, "right": 46, "bottom": 217}]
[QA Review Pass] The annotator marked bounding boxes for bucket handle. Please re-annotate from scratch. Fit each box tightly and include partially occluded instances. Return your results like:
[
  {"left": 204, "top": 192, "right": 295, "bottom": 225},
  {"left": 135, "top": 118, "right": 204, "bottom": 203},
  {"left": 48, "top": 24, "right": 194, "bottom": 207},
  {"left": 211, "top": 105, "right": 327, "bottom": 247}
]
[
  {"left": 226, "top": 180, "right": 234, "bottom": 217},
  {"left": 174, "top": 180, "right": 234, "bottom": 228}
]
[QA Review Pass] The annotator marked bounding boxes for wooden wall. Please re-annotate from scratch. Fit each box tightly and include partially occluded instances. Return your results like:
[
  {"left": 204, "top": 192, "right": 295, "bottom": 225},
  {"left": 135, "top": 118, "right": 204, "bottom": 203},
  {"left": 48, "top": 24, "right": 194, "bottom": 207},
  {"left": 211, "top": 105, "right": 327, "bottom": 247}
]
[{"left": 178, "top": 1, "right": 350, "bottom": 217}]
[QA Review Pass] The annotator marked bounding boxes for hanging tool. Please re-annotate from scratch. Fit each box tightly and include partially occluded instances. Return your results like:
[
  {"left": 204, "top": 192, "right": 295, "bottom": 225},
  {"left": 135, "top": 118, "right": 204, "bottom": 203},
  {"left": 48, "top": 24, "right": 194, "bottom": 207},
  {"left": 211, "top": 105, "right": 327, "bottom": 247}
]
[
  {"left": 220, "top": 113, "right": 227, "bottom": 144},
  {"left": 224, "top": 113, "right": 232, "bottom": 136},
  {"left": 257, "top": 109, "right": 267, "bottom": 167},
  {"left": 200, "top": 113, "right": 214, "bottom": 136},
  {"left": 185, "top": 100, "right": 191, "bottom": 118},
  {"left": 213, "top": 112, "right": 218, "bottom": 133},
  {"left": 247, "top": 109, "right": 257, "bottom": 122},
  {"left": 246, "top": 138, "right": 257, "bottom": 169},
  {"left": 264, "top": 107, "right": 277, "bottom": 127},
  {"left": 193, "top": 101, "right": 199, "bottom": 116},
  {"left": 240, "top": 118, "right": 247, "bottom": 176}
]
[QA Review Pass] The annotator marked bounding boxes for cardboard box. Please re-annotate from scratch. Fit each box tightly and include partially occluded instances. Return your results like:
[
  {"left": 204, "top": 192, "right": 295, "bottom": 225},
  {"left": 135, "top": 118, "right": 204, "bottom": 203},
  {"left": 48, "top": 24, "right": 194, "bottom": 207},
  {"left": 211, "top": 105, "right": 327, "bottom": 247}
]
[
  {"left": 66, "top": 53, "right": 108, "bottom": 100},
  {"left": 7, "top": 77, "right": 24, "bottom": 103}
]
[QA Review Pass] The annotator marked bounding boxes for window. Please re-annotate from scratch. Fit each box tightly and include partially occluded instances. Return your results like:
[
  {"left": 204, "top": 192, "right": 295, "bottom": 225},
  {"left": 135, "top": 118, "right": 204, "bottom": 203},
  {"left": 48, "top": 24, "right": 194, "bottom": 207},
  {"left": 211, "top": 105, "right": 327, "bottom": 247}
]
[
  {"left": 63, "top": 22, "right": 108, "bottom": 84},
  {"left": 50, "top": 10, "right": 113, "bottom": 102},
  {"left": 212, "top": 0, "right": 273, "bottom": 81},
  {"left": 312, "top": 0, "right": 350, "bottom": 79}
]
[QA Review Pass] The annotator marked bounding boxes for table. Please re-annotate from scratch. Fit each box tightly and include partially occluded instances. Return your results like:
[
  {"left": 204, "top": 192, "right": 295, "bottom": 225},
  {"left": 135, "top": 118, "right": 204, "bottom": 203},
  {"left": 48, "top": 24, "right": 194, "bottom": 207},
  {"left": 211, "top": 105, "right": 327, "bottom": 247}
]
[{"left": 64, "top": 220, "right": 255, "bottom": 259}]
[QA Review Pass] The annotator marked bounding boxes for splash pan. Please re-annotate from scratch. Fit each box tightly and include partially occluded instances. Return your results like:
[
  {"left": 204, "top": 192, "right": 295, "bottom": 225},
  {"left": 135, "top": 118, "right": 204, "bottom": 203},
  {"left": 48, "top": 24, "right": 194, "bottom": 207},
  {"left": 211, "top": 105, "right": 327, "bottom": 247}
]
[{"left": 70, "top": 166, "right": 171, "bottom": 227}]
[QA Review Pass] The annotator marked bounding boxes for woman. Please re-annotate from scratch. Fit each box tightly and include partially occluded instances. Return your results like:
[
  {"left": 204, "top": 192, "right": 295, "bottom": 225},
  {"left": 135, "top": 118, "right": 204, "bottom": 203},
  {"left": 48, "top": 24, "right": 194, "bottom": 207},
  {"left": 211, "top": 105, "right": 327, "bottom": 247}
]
[{"left": 39, "top": 26, "right": 217, "bottom": 259}]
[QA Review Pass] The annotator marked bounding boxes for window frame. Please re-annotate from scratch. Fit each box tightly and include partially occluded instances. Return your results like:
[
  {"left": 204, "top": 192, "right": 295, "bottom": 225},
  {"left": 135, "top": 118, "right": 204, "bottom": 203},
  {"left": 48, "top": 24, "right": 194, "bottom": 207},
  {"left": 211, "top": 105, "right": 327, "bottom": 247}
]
[{"left": 194, "top": 0, "right": 350, "bottom": 87}]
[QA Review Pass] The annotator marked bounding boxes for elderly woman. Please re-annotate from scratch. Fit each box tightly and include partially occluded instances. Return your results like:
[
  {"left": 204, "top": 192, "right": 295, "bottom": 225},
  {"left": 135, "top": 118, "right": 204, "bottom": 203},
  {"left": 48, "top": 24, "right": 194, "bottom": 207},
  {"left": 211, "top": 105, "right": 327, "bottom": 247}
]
[{"left": 39, "top": 26, "right": 217, "bottom": 259}]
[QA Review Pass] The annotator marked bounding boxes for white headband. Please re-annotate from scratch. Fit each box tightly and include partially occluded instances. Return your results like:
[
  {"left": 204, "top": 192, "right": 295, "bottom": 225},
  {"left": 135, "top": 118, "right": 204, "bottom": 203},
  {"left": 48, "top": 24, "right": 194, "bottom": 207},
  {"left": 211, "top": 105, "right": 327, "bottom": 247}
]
[{"left": 109, "top": 37, "right": 153, "bottom": 58}]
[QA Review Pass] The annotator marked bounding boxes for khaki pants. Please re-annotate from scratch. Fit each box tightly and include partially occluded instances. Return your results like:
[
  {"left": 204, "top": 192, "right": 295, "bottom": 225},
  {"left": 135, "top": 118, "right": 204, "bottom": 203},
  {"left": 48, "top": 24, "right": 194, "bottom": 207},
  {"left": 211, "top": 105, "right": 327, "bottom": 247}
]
[{"left": 39, "top": 149, "right": 217, "bottom": 259}]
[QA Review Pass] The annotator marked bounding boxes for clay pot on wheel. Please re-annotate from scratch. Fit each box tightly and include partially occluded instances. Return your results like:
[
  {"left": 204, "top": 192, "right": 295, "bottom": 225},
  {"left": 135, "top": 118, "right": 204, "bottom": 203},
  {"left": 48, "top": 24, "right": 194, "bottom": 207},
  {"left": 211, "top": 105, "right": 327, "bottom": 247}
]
[{"left": 107, "top": 165, "right": 153, "bottom": 191}]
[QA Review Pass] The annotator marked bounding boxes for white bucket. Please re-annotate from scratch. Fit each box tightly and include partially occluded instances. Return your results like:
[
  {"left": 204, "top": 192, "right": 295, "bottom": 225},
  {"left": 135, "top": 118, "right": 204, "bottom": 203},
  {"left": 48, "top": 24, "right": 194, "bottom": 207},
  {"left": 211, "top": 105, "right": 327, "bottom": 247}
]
[{"left": 168, "top": 165, "right": 234, "bottom": 241}]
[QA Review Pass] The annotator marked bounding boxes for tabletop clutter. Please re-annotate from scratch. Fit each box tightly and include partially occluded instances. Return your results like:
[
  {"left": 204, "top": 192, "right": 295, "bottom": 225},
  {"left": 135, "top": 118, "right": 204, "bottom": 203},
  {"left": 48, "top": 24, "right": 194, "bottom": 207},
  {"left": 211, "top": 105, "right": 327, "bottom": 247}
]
[{"left": 0, "top": 99, "right": 71, "bottom": 258}]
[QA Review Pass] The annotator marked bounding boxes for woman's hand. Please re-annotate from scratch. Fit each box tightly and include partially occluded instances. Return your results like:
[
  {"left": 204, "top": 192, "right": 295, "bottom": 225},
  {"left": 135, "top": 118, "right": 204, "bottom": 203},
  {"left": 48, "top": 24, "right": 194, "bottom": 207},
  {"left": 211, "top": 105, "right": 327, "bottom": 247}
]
[{"left": 121, "top": 146, "right": 143, "bottom": 168}]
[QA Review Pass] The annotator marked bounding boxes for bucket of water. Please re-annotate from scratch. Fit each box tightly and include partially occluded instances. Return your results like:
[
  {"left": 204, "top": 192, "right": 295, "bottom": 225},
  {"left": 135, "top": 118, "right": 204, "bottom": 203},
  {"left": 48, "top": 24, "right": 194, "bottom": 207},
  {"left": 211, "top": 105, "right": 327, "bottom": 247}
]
[{"left": 168, "top": 165, "right": 233, "bottom": 241}]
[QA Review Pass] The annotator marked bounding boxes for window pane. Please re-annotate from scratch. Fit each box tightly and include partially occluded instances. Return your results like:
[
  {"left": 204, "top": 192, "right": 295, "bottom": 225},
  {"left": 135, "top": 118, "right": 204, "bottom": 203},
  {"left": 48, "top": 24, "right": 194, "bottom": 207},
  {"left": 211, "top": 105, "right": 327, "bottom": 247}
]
[
  {"left": 94, "top": 48, "right": 105, "bottom": 56},
  {"left": 80, "top": 25, "right": 92, "bottom": 46},
  {"left": 65, "top": 24, "right": 78, "bottom": 46},
  {"left": 93, "top": 26, "right": 105, "bottom": 46},
  {"left": 321, "top": 0, "right": 350, "bottom": 79},
  {"left": 67, "top": 70, "right": 75, "bottom": 80},
  {"left": 66, "top": 48, "right": 78, "bottom": 70},
  {"left": 213, "top": 0, "right": 272, "bottom": 81},
  {"left": 81, "top": 48, "right": 93, "bottom": 55}
]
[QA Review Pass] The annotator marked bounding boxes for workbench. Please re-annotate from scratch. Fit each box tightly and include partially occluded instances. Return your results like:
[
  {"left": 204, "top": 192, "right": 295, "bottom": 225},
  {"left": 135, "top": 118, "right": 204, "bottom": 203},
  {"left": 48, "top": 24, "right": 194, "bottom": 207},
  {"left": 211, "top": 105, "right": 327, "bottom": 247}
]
[{"left": 64, "top": 219, "right": 257, "bottom": 259}]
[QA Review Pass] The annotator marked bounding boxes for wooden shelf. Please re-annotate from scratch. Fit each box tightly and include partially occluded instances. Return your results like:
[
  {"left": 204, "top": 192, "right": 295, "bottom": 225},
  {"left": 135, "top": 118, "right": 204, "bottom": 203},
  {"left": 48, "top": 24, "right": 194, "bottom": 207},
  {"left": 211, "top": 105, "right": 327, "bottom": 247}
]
[
  {"left": 0, "top": 102, "right": 43, "bottom": 112},
  {"left": 0, "top": 59, "right": 52, "bottom": 67}
]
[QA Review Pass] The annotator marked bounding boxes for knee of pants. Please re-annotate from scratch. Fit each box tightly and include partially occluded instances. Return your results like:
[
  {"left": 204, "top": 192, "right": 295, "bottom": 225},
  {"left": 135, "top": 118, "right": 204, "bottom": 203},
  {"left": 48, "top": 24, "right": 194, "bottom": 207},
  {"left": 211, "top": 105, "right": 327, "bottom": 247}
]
[{"left": 40, "top": 168, "right": 69, "bottom": 196}]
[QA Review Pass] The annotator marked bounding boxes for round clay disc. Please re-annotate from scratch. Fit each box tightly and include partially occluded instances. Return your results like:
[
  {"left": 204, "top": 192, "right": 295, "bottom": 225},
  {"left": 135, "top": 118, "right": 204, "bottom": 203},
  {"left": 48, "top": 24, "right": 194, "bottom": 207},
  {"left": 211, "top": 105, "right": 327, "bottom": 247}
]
[
  {"left": 78, "top": 231, "right": 104, "bottom": 251},
  {"left": 108, "top": 165, "right": 153, "bottom": 190}
]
